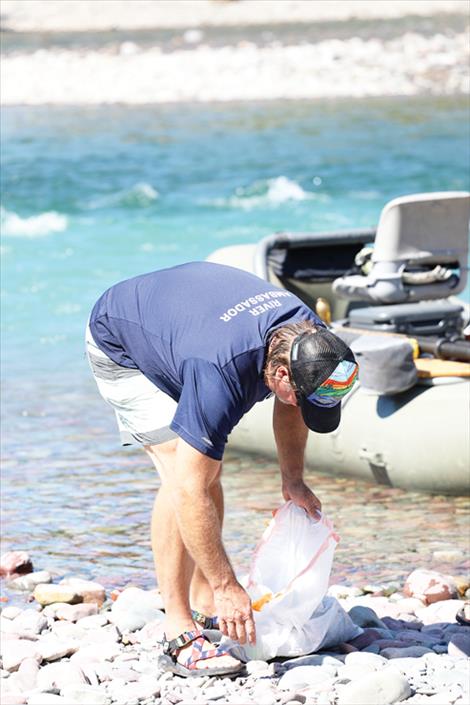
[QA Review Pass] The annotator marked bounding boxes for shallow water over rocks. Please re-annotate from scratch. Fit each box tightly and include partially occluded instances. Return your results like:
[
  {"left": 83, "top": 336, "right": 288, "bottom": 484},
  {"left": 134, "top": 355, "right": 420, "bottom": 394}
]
[{"left": 1, "top": 378, "right": 468, "bottom": 604}]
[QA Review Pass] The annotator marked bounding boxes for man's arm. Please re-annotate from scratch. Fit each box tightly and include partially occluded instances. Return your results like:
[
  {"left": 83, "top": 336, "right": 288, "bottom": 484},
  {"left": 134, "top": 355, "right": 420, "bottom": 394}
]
[
  {"left": 169, "top": 438, "right": 255, "bottom": 645},
  {"left": 273, "top": 397, "right": 322, "bottom": 518}
]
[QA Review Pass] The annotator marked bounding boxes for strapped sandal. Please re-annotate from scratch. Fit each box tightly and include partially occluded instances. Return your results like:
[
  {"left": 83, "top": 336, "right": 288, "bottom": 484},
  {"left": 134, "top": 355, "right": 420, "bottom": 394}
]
[
  {"left": 158, "top": 629, "right": 244, "bottom": 678},
  {"left": 191, "top": 609, "right": 220, "bottom": 630}
]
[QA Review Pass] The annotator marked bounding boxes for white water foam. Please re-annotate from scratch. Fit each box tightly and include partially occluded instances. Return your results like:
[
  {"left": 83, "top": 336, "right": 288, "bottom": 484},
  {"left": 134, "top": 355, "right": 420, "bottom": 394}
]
[
  {"left": 87, "top": 182, "right": 159, "bottom": 209},
  {"left": 212, "top": 176, "right": 325, "bottom": 210},
  {"left": 1, "top": 207, "right": 68, "bottom": 237}
]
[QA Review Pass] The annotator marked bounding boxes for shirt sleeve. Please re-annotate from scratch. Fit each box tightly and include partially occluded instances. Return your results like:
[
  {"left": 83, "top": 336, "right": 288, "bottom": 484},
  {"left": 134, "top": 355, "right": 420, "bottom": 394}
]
[{"left": 170, "top": 358, "right": 245, "bottom": 461}]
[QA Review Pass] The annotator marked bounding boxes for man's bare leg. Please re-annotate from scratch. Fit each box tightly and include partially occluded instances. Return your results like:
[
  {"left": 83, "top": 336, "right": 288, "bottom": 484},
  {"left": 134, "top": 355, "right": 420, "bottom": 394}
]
[{"left": 146, "top": 443, "right": 238, "bottom": 669}]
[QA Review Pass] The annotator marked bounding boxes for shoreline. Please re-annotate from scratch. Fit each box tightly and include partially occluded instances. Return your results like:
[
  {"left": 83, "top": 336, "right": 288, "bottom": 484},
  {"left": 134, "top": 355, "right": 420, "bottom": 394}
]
[
  {"left": 1, "top": 0, "right": 467, "bottom": 33},
  {"left": 2, "top": 30, "right": 468, "bottom": 105}
]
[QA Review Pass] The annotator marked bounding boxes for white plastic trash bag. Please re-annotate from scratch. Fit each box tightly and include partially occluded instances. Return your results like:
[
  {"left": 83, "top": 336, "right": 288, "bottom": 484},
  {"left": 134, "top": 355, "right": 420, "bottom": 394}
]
[{"left": 236, "top": 501, "right": 361, "bottom": 660}]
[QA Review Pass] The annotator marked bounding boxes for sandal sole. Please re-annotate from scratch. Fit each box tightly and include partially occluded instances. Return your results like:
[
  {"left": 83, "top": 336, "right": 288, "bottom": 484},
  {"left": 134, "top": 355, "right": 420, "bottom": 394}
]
[{"left": 158, "top": 653, "right": 244, "bottom": 678}]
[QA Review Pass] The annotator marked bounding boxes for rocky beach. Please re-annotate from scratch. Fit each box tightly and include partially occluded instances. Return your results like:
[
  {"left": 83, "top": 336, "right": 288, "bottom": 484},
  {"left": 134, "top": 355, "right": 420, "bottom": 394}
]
[
  {"left": 1, "top": 0, "right": 468, "bottom": 104},
  {"left": 1, "top": 550, "right": 469, "bottom": 705}
]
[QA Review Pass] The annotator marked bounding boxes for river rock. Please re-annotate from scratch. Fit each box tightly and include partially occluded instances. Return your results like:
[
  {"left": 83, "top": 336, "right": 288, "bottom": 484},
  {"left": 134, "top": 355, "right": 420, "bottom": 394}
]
[
  {"left": 344, "top": 651, "right": 388, "bottom": 669},
  {"left": 0, "top": 552, "right": 33, "bottom": 578},
  {"left": 1, "top": 607, "right": 23, "bottom": 621},
  {"left": 381, "top": 645, "right": 433, "bottom": 658},
  {"left": 283, "top": 654, "right": 344, "bottom": 669},
  {"left": 348, "top": 606, "right": 388, "bottom": 630},
  {"left": 37, "top": 661, "right": 87, "bottom": 690},
  {"left": 391, "top": 597, "right": 425, "bottom": 614},
  {"left": 110, "top": 676, "right": 160, "bottom": 703},
  {"left": 415, "top": 599, "right": 462, "bottom": 624},
  {"left": 404, "top": 569, "right": 458, "bottom": 604},
  {"left": 0, "top": 696, "right": 27, "bottom": 705},
  {"left": 16, "top": 657, "right": 39, "bottom": 690},
  {"left": 337, "top": 670, "right": 411, "bottom": 704},
  {"left": 12, "top": 610, "right": 47, "bottom": 636},
  {"left": 448, "top": 632, "right": 470, "bottom": 657},
  {"left": 7, "top": 571, "right": 52, "bottom": 592},
  {"left": 348, "top": 628, "right": 383, "bottom": 650},
  {"left": 81, "top": 625, "right": 120, "bottom": 645},
  {"left": 59, "top": 685, "right": 109, "bottom": 705},
  {"left": 51, "top": 620, "right": 86, "bottom": 641},
  {"left": 109, "top": 587, "right": 165, "bottom": 632},
  {"left": 278, "top": 665, "right": 336, "bottom": 689},
  {"left": 328, "top": 585, "right": 364, "bottom": 600},
  {"left": 58, "top": 578, "right": 106, "bottom": 606},
  {"left": 76, "top": 614, "right": 108, "bottom": 629},
  {"left": 339, "top": 664, "right": 377, "bottom": 680},
  {"left": 0, "top": 639, "right": 42, "bottom": 671},
  {"left": 53, "top": 602, "right": 98, "bottom": 622},
  {"left": 33, "top": 584, "right": 82, "bottom": 606},
  {"left": 28, "top": 695, "right": 70, "bottom": 704},
  {"left": 70, "top": 642, "right": 121, "bottom": 664},
  {"left": 37, "top": 636, "right": 79, "bottom": 661}
]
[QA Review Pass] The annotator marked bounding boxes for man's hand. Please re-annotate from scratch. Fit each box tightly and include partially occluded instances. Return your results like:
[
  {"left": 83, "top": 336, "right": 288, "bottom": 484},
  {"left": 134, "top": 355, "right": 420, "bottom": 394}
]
[
  {"left": 214, "top": 581, "right": 256, "bottom": 645},
  {"left": 282, "top": 478, "right": 322, "bottom": 519}
]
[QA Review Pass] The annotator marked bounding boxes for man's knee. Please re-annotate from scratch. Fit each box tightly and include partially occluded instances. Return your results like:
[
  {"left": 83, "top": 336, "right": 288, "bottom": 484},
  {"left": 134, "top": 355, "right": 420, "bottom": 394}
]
[{"left": 145, "top": 438, "right": 178, "bottom": 478}]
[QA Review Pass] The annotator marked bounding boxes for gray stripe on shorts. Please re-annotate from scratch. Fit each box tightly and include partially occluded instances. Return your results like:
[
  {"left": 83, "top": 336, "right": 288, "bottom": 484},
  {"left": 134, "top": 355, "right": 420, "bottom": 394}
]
[
  {"left": 87, "top": 352, "right": 141, "bottom": 381},
  {"left": 120, "top": 427, "right": 179, "bottom": 446}
]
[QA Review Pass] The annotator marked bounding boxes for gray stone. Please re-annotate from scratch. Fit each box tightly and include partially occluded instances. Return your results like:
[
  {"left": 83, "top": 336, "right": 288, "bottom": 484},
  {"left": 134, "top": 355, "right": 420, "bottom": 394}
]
[
  {"left": 7, "top": 572, "right": 52, "bottom": 593},
  {"left": 37, "top": 662, "right": 87, "bottom": 690},
  {"left": 27, "top": 695, "right": 69, "bottom": 705},
  {"left": 278, "top": 665, "right": 336, "bottom": 689},
  {"left": 50, "top": 621, "right": 86, "bottom": 641},
  {"left": 109, "top": 587, "right": 165, "bottom": 632},
  {"left": 363, "top": 643, "right": 381, "bottom": 654},
  {"left": 1, "top": 607, "right": 23, "bottom": 621},
  {"left": 0, "top": 639, "right": 42, "bottom": 672},
  {"left": 70, "top": 642, "right": 121, "bottom": 664},
  {"left": 448, "top": 633, "right": 470, "bottom": 657},
  {"left": 344, "top": 652, "right": 388, "bottom": 669},
  {"left": 245, "top": 659, "right": 270, "bottom": 675},
  {"left": 59, "top": 685, "right": 110, "bottom": 704},
  {"left": 16, "top": 657, "right": 39, "bottom": 691},
  {"left": 339, "top": 664, "right": 377, "bottom": 680},
  {"left": 81, "top": 625, "right": 120, "bottom": 645},
  {"left": 283, "top": 654, "right": 344, "bottom": 669},
  {"left": 328, "top": 585, "right": 364, "bottom": 600},
  {"left": 109, "top": 676, "right": 160, "bottom": 703},
  {"left": 13, "top": 610, "right": 48, "bottom": 636},
  {"left": 75, "top": 614, "right": 108, "bottom": 629},
  {"left": 53, "top": 603, "right": 98, "bottom": 622},
  {"left": 348, "top": 606, "right": 388, "bottom": 630},
  {"left": 381, "top": 646, "right": 434, "bottom": 659},
  {"left": 337, "top": 670, "right": 411, "bottom": 704},
  {"left": 37, "top": 636, "right": 78, "bottom": 661}
]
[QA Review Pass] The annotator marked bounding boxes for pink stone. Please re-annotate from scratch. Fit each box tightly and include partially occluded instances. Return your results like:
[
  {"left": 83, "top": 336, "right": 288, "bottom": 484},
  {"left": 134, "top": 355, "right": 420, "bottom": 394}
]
[
  {"left": 404, "top": 569, "right": 458, "bottom": 605},
  {"left": 0, "top": 552, "right": 33, "bottom": 578},
  {"left": 54, "top": 603, "right": 98, "bottom": 622}
]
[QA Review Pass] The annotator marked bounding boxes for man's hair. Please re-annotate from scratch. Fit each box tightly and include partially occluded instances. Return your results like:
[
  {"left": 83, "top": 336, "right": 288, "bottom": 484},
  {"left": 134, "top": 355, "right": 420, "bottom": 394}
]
[{"left": 265, "top": 321, "right": 321, "bottom": 380}]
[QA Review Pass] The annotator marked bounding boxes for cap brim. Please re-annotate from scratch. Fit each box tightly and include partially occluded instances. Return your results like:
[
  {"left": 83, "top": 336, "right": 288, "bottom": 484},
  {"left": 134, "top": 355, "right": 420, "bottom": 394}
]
[{"left": 299, "top": 397, "right": 341, "bottom": 434}]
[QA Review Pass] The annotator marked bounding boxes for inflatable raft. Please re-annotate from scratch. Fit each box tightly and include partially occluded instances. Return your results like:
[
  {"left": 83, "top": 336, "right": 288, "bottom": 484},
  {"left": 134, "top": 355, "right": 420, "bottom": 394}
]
[{"left": 208, "top": 192, "right": 470, "bottom": 494}]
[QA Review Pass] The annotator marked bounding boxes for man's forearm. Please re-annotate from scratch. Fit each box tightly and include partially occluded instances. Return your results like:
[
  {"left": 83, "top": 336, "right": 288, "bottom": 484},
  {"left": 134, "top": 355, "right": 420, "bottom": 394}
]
[{"left": 273, "top": 398, "right": 308, "bottom": 483}]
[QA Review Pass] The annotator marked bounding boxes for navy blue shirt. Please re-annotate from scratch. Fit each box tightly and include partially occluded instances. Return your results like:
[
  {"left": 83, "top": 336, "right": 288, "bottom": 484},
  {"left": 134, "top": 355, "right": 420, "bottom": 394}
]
[{"left": 90, "top": 262, "right": 321, "bottom": 460}]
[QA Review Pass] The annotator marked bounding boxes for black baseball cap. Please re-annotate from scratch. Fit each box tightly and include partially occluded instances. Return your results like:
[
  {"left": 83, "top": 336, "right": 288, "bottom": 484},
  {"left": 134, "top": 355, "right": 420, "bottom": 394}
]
[{"left": 290, "top": 328, "right": 358, "bottom": 434}]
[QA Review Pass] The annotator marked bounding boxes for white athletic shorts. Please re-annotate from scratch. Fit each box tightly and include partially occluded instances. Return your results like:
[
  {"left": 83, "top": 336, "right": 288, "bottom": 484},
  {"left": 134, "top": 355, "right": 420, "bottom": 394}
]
[{"left": 85, "top": 324, "right": 178, "bottom": 446}]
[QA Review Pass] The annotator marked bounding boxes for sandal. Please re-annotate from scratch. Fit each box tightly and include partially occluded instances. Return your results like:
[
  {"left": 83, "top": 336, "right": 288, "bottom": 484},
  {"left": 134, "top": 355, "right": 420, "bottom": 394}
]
[
  {"left": 158, "top": 629, "right": 244, "bottom": 678},
  {"left": 191, "top": 609, "right": 220, "bottom": 630},
  {"left": 456, "top": 602, "right": 470, "bottom": 627}
]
